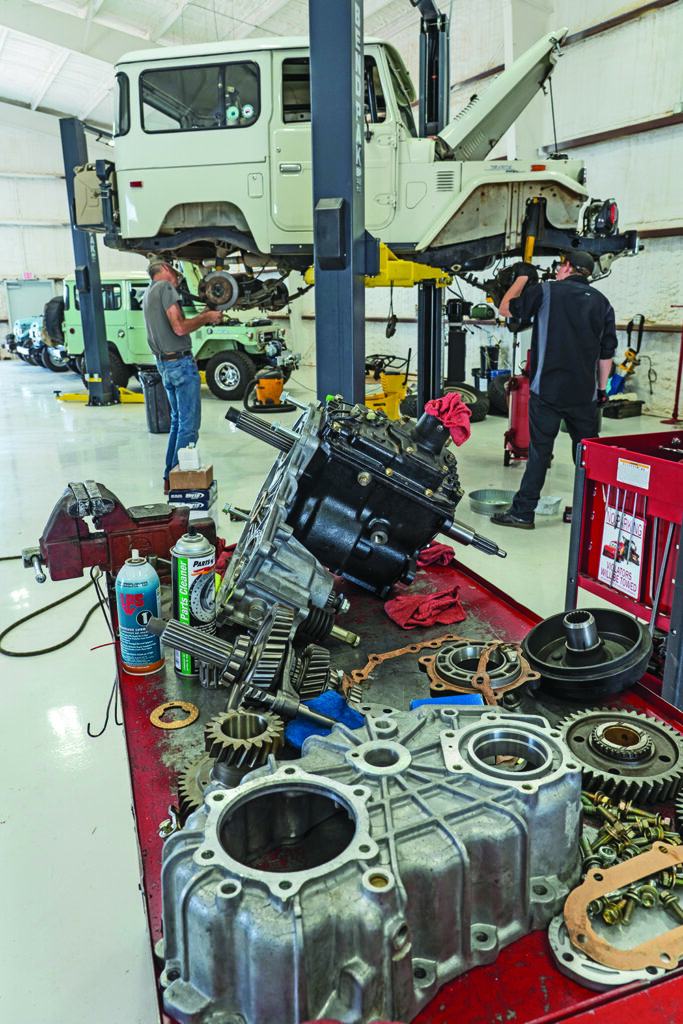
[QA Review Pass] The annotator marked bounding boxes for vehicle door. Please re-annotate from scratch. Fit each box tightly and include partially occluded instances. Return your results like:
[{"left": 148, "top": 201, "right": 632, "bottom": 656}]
[
  {"left": 124, "top": 281, "right": 152, "bottom": 362},
  {"left": 100, "top": 282, "right": 128, "bottom": 356},
  {"left": 270, "top": 50, "right": 398, "bottom": 234},
  {"left": 115, "top": 54, "right": 271, "bottom": 250}
]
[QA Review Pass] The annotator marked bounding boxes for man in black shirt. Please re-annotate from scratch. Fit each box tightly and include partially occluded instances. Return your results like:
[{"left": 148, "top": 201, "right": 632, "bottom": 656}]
[{"left": 490, "top": 251, "right": 617, "bottom": 529}]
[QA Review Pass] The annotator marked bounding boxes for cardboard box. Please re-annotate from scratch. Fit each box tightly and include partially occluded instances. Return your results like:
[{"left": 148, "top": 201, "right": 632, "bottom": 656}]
[
  {"left": 169, "top": 464, "right": 214, "bottom": 489},
  {"left": 168, "top": 480, "right": 217, "bottom": 510}
]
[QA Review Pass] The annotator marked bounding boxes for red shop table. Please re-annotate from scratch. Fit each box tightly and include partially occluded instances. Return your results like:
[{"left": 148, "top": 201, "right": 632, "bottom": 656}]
[{"left": 120, "top": 557, "right": 683, "bottom": 1024}]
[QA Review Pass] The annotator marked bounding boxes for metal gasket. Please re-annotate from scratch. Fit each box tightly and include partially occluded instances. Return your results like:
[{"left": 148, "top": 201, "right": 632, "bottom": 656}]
[
  {"left": 420, "top": 641, "right": 539, "bottom": 705},
  {"left": 150, "top": 701, "right": 200, "bottom": 730},
  {"left": 564, "top": 844, "right": 683, "bottom": 971}
]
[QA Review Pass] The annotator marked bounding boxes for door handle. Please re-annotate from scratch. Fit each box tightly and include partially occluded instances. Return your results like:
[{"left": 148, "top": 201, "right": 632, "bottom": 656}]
[{"left": 279, "top": 163, "right": 302, "bottom": 174}]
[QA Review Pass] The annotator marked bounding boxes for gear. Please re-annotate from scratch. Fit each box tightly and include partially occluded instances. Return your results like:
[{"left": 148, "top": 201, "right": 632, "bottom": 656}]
[
  {"left": 177, "top": 753, "right": 214, "bottom": 822},
  {"left": 221, "top": 634, "right": 252, "bottom": 686},
  {"left": 292, "top": 644, "right": 332, "bottom": 701},
  {"left": 560, "top": 709, "right": 683, "bottom": 803},
  {"left": 204, "top": 708, "right": 284, "bottom": 779},
  {"left": 244, "top": 604, "right": 295, "bottom": 692}
]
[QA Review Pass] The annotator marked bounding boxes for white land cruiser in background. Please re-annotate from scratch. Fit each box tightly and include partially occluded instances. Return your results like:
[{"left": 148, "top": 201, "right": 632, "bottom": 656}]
[{"left": 72, "top": 29, "right": 637, "bottom": 311}]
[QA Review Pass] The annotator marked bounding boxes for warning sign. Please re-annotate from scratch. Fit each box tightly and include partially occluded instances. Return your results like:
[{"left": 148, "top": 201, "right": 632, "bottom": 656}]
[{"left": 598, "top": 505, "right": 645, "bottom": 599}]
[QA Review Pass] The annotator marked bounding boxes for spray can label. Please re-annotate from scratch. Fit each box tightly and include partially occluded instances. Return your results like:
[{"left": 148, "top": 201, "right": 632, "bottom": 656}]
[
  {"left": 115, "top": 564, "right": 163, "bottom": 674},
  {"left": 172, "top": 548, "right": 216, "bottom": 677}
]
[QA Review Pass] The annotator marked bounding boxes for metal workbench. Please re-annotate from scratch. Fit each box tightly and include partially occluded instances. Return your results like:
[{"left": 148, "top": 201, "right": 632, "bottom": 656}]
[{"left": 119, "top": 557, "right": 683, "bottom": 1024}]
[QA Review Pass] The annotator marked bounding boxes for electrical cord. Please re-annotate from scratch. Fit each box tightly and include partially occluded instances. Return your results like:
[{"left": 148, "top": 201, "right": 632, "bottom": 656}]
[
  {"left": 0, "top": 565, "right": 100, "bottom": 659},
  {"left": 640, "top": 355, "right": 657, "bottom": 395},
  {"left": 86, "top": 567, "right": 122, "bottom": 738}
]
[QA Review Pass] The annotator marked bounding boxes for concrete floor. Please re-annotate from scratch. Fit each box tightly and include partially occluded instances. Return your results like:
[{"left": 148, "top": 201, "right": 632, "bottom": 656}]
[{"left": 0, "top": 355, "right": 661, "bottom": 1023}]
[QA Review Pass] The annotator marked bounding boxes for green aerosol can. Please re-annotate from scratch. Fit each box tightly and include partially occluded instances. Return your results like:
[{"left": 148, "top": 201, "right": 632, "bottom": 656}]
[{"left": 170, "top": 526, "right": 216, "bottom": 678}]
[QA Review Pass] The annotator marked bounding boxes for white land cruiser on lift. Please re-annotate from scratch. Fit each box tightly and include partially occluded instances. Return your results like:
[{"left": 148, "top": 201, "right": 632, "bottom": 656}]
[{"left": 73, "top": 29, "right": 637, "bottom": 311}]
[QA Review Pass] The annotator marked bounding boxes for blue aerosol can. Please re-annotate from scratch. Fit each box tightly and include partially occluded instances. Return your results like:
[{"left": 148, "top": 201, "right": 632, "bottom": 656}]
[
  {"left": 115, "top": 550, "right": 164, "bottom": 674},
  {"left": 171, "top": 526, "right": 216, "bottom": 679}
]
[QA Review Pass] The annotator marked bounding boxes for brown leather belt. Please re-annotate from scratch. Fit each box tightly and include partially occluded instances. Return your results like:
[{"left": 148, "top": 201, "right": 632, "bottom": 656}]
[{"left": 158, "top": 351, "right": 192, "bottom": 361}]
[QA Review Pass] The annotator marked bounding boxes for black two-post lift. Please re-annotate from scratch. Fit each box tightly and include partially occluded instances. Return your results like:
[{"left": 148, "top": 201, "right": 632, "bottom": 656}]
[
  {"left": 60, "top": 118, "right": 118, "bottom": 406},
  {"left": 309, "top": 0, "right": 451, "bottom": 415},
  {"left": 412, "top": 0, "right": 451, "bottom": 417}
]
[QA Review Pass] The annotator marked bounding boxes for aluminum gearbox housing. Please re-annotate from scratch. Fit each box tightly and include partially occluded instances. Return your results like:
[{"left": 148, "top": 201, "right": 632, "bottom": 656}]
[{"left": 159, "top": 704, "right": 582, "bottom": 1024}]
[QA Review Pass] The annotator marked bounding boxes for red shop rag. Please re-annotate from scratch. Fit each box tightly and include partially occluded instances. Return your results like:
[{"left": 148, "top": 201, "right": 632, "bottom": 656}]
[
  {"left": 417, "top": 541, "right": 455, "bottom": 567},
  {"left": 214, "top": 539, "right": 236, "bottom": 578},
  {"left": 384, "top": 583, "right": 466, "bottom": 629},
  {"left": 424, "top": 391, "right": 471, "bottom": 446}
]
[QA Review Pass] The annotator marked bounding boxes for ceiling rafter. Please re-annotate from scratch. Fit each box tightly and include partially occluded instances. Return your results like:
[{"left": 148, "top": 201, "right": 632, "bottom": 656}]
[
  {"left": 30, "top": 49, "right": 71, "bottom": 111},
  {"left": 78, "top": 80, "right": 113, "bottom": 120},
  {"left": 229, "top": 0, "right": 294, "bottom": 39},
  {"left": 83, "top": 0, "right": 107, "bottom": 48},
  {"left": 151, "top": 0, "right": 195, "bottom": 43}
]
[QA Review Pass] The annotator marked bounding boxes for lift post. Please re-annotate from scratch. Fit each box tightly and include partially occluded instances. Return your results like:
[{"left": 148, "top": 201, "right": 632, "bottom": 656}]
[
  {"left": 59, "top": 118, "right": 117, "bottom": 406},
  {"left": 412, "top": 0, "right": 450, "bottom": 416},
  {"left": 309, "top": 1, "right": 378, "bottom": 405}
]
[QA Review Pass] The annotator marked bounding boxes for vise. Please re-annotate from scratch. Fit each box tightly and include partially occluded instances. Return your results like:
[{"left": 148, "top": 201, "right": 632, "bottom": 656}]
[{"left": 23, "top": 481, "right": 217, "bottom": 582}]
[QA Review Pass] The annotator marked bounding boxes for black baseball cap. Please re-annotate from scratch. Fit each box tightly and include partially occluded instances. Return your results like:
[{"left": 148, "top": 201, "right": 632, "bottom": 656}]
[{"left": 565, "top": 250, "right": 595, "bottom": 275}]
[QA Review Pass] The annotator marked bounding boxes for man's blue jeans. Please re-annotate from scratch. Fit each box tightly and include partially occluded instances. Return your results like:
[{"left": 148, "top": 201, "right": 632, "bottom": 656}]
[{"left": 155, "top": 354, "right": 201, "bottom": 481}]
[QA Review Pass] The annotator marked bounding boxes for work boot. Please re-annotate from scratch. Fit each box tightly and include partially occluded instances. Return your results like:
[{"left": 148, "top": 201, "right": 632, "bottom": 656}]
[{"left": 490, "top": 511, "right": 535, "bottom": 530}]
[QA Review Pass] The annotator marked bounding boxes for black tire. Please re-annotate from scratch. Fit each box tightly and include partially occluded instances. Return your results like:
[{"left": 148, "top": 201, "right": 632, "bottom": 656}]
[
  {"left": 43, "top": 297, "right": 65, "bottom": 345},
  {"left": 27, "top": 345, "right": 43, "bottom": 366},
  {"left": 40, "top": 345, "right": 69, "bottom": 372},
  {"left": 107, "top": 345, "right": 131, "bottom": 388},
  {"left": 443, "top": 382, "right": 489, "bottom": 422},
  {"left": 205, "top": 350, "right": 256, "bottom": 400},
  {"left": 68, "top": 355, "right": 84, "bottom": 376},
  {"left": 400, "top": 383, "right": 489, "bottom": 422},
  {"left": 487, "top": 374, "right": 510, "bottom": 416},
  {"left": 399, "top": 393, "right": 418, "bottom": 418}
]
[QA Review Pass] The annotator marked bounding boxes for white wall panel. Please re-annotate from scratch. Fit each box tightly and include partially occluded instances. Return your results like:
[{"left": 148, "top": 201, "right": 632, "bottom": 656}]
[{"left": 550, "top": 4, "right": 683, "bottom": 141}]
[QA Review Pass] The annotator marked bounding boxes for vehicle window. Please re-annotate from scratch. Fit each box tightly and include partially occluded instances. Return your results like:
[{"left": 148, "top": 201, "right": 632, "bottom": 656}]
[
  {"left": 129, "top": 284, "right": 148, "bottom": 311},
  {"left": 140, "top": 61, "right": 260, "bottom": 133},
  {"left": 63, "top": 283, "right": 70, "bottom": 311},
  {"left": 102, "top": 284, "right": 122, "bottom": 311},
  {"left": 115, "top": 73, "right": 130, "bottom": 137},
  {"left": 282, "top": 56, "right": 387, "bottom": 124},
  {"left": 386, "top": 57, "right": 417, "bottom": 137}
]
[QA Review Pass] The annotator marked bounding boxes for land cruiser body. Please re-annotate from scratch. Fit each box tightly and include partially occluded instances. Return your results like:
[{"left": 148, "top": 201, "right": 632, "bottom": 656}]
[
  {"left": 73, "top": 29, "right": 636, "bottom": 311},
  {"left": 62, "top": 272, "right": 299, "bottom": 397}
]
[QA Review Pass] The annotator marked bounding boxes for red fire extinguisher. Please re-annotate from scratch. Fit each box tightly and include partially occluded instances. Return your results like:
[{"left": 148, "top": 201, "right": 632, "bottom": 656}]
[{"left": 503, "top": 353, "right": 530, "bottom": 466}]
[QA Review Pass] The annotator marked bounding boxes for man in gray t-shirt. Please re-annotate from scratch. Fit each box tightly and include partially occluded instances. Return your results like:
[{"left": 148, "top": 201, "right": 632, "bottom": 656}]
[{"left": 142, "top": 258, "right": 223, "bottom": 492}]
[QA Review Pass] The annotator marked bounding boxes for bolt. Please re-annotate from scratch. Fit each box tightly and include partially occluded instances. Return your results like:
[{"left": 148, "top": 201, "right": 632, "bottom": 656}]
[
  {"left": 424, "top": 488, "right": 434, "bottom": 497},
  {"left": 637, "top": 884, "right": 660, "bottom": 908},
  {"left": 583, "top": 791, "right": 613, "bottom": 809},
  {"left": 385, "top": 467, "right": 394, "bottom": 477},
  {"left": 661, "top": 891, "right": 683, "bottom": 924},
  {"left": 598, "top": 845, "right": 618, "bottom": 866},
  {"left": 579, "top": 835, "right": 593, "bottom": 859},
  {"left": 596, "top": 805, "right": 620, "bottom": 826},
  {"left": 602, "top": 900, "right": 625, "bottom": 925},
  {"left": 406, "top": 446, "right": 415, "bottom": 453},
  {"left": 587, "top": 897, "right": 606, "bottom": 916},
  {"left": 622, "top": 889, "right": 641, "bottom": 925},
  {"left": 357, "top": 472, "right": 372, "bottom": 487}
]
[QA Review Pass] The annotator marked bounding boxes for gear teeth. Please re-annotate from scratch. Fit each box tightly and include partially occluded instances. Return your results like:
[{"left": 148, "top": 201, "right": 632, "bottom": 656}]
[
  {"left": 177, "top": 753, "right": 214, "bottom": 823},
  {"left": 560, "top": 708, "right": 683, "bottom": 804},
  {"left": 295, "top": 644, "right": 331, "bottom": 701},
  {"left": 247, "top": 605, "right": 295, "bottom": 692},
  {"left": 346, "top": 684, "right": 363, "bottom": 707},
  {"left": 222, "top": 634, "right": 252, "bottom": 686},
  {"left": 204, "top": 708, "right": 284, "bottom": 768}
]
